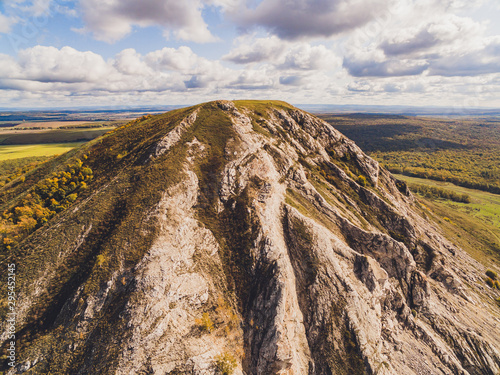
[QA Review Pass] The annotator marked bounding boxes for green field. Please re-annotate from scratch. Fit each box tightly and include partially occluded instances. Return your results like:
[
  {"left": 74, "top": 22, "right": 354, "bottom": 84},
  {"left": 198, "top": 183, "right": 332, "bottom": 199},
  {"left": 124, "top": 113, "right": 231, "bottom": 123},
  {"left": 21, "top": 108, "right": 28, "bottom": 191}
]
[
  {"left": 395, "top": 174, "right": 500, "bottom": 265},
  {"left": 0, "top": 142, "right": 84, "bottom": 160},
  {"left": 395, "top": 174, "right": 500, "bottom": 228},
  {"left": 0, "top": 127, "right": 114, "bottom": 145}
]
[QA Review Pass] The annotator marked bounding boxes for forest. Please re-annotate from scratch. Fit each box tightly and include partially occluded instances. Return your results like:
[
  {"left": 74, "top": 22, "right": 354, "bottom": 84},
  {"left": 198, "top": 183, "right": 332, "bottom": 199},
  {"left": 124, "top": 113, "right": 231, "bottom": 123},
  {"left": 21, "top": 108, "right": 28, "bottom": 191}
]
[
  {"left": 0, "top": 158, "right": 93, "bottom": 253},
  {"left": 320, "top": 114, "right": 500, "bottom": 194}
]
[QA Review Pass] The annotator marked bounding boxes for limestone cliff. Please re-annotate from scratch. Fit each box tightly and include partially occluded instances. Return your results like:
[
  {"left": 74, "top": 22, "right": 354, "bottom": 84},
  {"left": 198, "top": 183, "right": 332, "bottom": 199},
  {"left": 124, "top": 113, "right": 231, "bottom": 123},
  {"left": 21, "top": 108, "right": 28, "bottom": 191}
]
[{"left": 1, "top": 100, "right": 500, "bottom": 375}]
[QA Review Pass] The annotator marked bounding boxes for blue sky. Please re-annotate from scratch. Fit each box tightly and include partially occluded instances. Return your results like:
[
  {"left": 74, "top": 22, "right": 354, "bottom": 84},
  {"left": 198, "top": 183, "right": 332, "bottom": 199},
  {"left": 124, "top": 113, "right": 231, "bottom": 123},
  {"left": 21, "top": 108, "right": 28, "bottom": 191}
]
[{"left": 0, "top": 0, "right": 499, "bottom": 108}]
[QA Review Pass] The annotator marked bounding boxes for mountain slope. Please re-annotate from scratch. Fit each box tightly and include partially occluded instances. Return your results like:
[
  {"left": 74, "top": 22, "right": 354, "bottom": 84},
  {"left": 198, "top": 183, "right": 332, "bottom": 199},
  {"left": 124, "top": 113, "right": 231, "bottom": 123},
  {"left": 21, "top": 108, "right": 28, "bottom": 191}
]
[{"left": 1, "top": 100, "right": 500, "bottom": 375}]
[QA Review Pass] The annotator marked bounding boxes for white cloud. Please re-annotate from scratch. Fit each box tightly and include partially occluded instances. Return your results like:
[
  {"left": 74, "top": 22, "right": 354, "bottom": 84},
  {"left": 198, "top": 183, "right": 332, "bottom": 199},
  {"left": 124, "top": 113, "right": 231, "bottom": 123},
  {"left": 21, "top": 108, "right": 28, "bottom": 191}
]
[
  {"left": 343, "top": 57, "right": 428, "bottom": 77},
  {"left": 280, "top": 44, "right": 340, "bottom": 70},
  {"left": 341, "top": 2, "right": 500, "bottom": 78},
  {"left": 28, "top": 0, "right": 52, "bottom": 16},
  {"left": 0, "top": 12, "right": 16, "bottom": 33},
  {"left": 379, "top": 15, "right": 485, "bottom": 57},
  {"left": 428, "top": 38, "right": 500, "bottom": 76},
  {"left": 223, "top": 35, "right": 286, "bottom": 64},
  {"left": 146, "top": 46, "right": 205, "bottom": 72},
  {"left": 279, "top": 75, "right": 305, "bottom": 86},
  {"left": 78, "top": 0, "right": 217, "bottom": 43},
  {"left": 342, "top": 45, "right": 429, "bottom": 77},
  {"left": 3, "top": 0, "right": 54, "bottom": 16},
  {"left": 144, "top": 46, "right": 231, "bottom": 89},
  {"left": 0, "top": 54, "right": 20, "bottom": 76},
  {"left": 17, "top": 46, "right": 111, "bottom": 83},
  {"left": 114, "top": 49, "right": 154, "bottom": 76},
  {"left": 1, "top": 1, "right": 500, "bottom": 108},
  {"left": 2, "top": 42, "right": 497, "bottom": 108},
  {"left": 0, "top": 45, "right": 237, "bottom": 95},
  {"left": 229, "top": 68, "right": 276, "bottom": 90}
]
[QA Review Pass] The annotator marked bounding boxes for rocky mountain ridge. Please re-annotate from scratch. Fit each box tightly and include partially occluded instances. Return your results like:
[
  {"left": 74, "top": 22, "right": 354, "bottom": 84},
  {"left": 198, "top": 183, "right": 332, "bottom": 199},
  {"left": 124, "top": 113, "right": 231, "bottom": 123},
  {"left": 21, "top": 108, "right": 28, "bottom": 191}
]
[{"left": 1, "top": 100, "right": 499, "bottom": 374}]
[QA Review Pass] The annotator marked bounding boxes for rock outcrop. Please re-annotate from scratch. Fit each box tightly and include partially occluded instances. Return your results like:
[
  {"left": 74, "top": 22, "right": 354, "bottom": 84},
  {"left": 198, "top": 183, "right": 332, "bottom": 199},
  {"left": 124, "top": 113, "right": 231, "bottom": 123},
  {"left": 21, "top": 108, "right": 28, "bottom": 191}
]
[{"left": 2, "top": 100, "right": 499, "bottom": 375}]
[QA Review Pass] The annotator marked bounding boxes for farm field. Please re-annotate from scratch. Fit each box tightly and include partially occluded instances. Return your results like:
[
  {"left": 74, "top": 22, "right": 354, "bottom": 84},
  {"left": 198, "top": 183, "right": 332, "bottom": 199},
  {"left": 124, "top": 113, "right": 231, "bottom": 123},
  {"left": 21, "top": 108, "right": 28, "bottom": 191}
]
[
  {"left": 0, "top": 127, "right": 114, "bottom": 145},
  {"left": 0, "top": 113, "right": 133, "bottom": 189},
  {"left": 0, "top": 142, "right": 85, "bottom": 160},
  {"left": 1, "top": 120, "right": 93, "bottom": 128}
]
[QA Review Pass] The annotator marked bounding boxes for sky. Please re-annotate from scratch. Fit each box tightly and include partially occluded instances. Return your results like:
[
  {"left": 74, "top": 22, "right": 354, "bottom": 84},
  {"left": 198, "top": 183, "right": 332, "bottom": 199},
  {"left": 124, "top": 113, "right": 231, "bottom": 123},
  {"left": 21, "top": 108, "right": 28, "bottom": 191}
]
[{"left": 0, "top": 0, "right": 500, "bottom": 109}]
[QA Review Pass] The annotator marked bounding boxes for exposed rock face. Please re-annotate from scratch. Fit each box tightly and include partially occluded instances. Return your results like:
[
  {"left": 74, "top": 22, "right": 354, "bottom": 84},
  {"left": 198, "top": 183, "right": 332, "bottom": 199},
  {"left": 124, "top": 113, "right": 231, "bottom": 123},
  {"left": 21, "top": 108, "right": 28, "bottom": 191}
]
[{"left": 2, "top": 100, "right": 500, "bottom": 375}]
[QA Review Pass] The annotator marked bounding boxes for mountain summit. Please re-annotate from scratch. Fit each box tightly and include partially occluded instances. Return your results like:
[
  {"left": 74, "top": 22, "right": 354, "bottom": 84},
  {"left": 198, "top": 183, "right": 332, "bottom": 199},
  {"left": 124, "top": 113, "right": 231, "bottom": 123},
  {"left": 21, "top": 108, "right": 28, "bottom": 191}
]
[{"left": 2, "top": 100, "right": 500, "bottom": 374}]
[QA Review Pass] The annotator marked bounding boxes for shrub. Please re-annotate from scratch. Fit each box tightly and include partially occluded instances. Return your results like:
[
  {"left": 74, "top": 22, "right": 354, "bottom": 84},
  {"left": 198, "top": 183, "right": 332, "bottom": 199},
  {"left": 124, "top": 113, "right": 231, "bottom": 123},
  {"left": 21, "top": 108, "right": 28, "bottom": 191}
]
[
  {"left": 96, "top": 254, "right": 106, "bottom": 267},
  {"left": 215, "top": 295, "right": 239, "bottom": 329},
  {"left": 196, "top": 312, "right": 214, "bottom": 333},
  {"left": 357, "top": 175, "right": 367, "bottom": 187},
  {"left": 485, "top": 277, "right": 494, "bottom": 288},
  {"left": 214, "top": 352, "right": 237, "bottom": 375},
  {"left": 67, "top": 193, "right": 78, "bottom": 203},
  {"left": 486, "top": 269, "right": 498, "bottom": 280}
]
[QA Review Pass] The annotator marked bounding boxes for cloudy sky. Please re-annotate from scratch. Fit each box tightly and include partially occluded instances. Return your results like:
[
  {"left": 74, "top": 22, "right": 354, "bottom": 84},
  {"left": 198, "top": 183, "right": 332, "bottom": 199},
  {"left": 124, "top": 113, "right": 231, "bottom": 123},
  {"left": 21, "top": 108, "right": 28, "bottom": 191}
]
[{"left": 0, "top": 0, "right": 500, "bottom": 108}]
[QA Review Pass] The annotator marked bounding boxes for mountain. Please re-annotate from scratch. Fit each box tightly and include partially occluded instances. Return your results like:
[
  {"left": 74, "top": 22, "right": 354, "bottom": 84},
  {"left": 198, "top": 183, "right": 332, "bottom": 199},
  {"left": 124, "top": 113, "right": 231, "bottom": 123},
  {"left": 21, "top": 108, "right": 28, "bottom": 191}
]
[{"left": 1, "top": 100, "right": 500, "bottom": 375}]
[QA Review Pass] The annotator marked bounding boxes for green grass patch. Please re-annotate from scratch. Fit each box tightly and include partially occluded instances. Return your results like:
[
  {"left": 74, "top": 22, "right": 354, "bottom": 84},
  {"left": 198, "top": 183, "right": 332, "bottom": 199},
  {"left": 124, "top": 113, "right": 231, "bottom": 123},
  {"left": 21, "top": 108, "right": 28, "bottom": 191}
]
[
  {"left": 233, "top": 100, "right": 295, "bottom": 113},
  {"left": 395, "top": 174, "right": 500, "bottom": 231},
  {"left": 0, "top": 143, "right": 84, "bottom": 160},
  {"left": 399, "top": 175, "right": 500, "bottom": 266},
  {"left": 285, "top": 187, "right": 343, "bottom": 235}
]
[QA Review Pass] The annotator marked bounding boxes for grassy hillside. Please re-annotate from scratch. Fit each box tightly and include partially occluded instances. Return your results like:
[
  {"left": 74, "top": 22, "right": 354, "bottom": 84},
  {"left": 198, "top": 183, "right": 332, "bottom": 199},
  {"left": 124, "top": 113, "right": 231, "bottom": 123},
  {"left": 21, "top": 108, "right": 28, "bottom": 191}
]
[{"left": 394, "top": 174, "right": 500, "bottom": 267}]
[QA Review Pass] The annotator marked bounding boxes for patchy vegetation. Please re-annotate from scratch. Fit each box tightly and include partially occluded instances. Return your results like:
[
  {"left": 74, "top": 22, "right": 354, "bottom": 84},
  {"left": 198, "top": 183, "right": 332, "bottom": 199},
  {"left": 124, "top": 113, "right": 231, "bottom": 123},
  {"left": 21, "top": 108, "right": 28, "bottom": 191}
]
[
  {"left": 196, "top": 312, "right": 214, "bottom": 333},
  {"left": 214, "top": 352, "right": 237, "bottom": 375},
  {"left": 408, "top": 183, "right": 471, "bottom": 203},
  {"left": 394, "top": 174, "right": 500, "bottom": 265},
  {"left": 486, "top": 269, "right": 498, "bottom": 280},
  {"left": 0, "top": 156, "right": 50, "bottom": 187}
]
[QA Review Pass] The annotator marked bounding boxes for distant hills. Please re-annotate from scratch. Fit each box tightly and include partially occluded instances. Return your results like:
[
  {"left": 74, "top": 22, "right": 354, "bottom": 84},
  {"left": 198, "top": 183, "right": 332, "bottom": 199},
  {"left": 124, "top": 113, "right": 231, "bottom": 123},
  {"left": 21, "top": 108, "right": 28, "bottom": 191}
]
[
  {"left": 298, "top": 104, "right": 500, "bottom": 117},
  {"left": 1, "top": 104, "right": 499, "bottom": 122}
]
